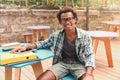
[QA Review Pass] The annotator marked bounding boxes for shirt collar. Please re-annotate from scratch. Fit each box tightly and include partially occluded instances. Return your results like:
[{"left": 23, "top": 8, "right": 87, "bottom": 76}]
[
  {"left": 60, "top": 27, "right": 83, "bottom": 39},
  {"left": 76, "top": 27, "right": 83, "bottom": 39}
]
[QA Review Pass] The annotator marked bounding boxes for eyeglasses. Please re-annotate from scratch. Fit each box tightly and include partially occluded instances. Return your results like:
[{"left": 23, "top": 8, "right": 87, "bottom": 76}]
[{"left": 61, "top": 17, "right": 74, "bottom": 23}]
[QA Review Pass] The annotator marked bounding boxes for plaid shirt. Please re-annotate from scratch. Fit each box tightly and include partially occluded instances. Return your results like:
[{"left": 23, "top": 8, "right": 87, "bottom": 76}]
[{"left": 35, "top": 27, "right": 95, "bottom": 68}]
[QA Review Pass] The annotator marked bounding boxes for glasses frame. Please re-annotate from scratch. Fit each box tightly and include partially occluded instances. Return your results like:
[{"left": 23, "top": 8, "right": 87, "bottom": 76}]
[{"left": 61, "top": 17, "right": 74, "bottom": 23}]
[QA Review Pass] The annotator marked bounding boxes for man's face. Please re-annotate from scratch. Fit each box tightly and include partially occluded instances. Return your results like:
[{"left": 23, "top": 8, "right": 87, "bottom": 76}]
[{"left": 60, "top": 12, "right": 77, "bottom": 31}]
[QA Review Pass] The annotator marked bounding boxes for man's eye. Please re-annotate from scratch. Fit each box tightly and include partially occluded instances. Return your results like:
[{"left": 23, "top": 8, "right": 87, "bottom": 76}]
[
  {"left": 61, "top": 17, "right": 74, "bottom": 22},
  {"left": 68, "top": 18, "right": 72, "bottom": 20}
]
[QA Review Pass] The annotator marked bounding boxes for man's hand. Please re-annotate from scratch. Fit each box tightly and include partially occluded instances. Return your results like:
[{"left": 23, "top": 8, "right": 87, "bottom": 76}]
[
  {"left": 82, "top": 73, "right": 94, "bottom": 80},
  {"left": 10, "top": 43, "right": 36, "bottom": 53},
  {"left": 80, "top": 67, "right": 94, "bottom": 80},
  {"left": 10, "top": 46, "right": 27, "bottom": 53}
]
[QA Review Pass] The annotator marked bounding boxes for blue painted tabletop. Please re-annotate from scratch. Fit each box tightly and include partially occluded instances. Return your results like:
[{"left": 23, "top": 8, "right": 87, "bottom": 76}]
[{"left": 0, "top": 47, "right": 54, "bottom": 68}]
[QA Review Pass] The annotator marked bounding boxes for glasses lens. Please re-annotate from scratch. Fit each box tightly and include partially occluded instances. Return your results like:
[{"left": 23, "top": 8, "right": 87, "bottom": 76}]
[{"left": 61, "top": 17, "right": 74, "bottom": 23}]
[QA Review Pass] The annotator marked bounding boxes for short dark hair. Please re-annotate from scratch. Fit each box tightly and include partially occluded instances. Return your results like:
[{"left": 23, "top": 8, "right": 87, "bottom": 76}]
[{"left": 57, "top": 7, "right": 78, "bottom": 24}]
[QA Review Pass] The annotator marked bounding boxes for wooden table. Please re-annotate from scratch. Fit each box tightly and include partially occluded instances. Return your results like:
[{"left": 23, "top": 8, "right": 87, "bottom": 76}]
[
  {"left": 27, "top": 25, "right": 50, "bottom": 42},
  {"left": 107, "top": 21, "right": 120, "bottom": 38},
  {"left": 101, "top": 21, "right": 120, "bottom": 38},
  {"left": 106, "top": 21, "right": 120, "bottom": 32},
  {"left": 88, "top": 31, "right": 118, "bottom": 67},
  {"left": 0, "top": 48, "right": 54, "bottom": 80},
  {"left": 101, "top": 21, "right": 120, "bottom": 31}
]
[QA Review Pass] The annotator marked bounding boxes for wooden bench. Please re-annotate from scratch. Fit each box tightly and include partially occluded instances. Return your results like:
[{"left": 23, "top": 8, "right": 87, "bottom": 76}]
[
  {"left": 63, "top": 74, "right": 74, "bottom": 80},
  {"left": 23, "top": 33, "right": 33, "bottom": 43},
  {"left": 27, "top": 26, "right": 50, "bottom": 42},
  {"left": 95, "top": 26, "right": 104, "bottom": 30}
]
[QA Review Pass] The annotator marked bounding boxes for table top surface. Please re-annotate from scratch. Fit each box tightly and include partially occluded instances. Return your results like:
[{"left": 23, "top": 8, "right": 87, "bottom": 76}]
[
  {"left": 0, "top": 47, "right": 54, "bottom": 68},
  {"left": 27, "top": 25, "right": 50, "bottom": 30},
  {"left": 87, "top": 31, "right": 118, "bottom": 38},
  {"left": 101, "top": 21, "right": 120, "bottom": 25}
]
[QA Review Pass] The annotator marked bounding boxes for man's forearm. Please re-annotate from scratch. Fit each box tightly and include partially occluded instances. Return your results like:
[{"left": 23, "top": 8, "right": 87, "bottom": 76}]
[
  {"left": 25, "top": 43, "right": 37, "bottom": 50},
  {"left": 86, "top": 66, "right": 94, "bottom": 74}
]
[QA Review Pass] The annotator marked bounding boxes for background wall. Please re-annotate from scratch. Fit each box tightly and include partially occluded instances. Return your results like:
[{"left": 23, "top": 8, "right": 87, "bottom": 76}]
[{"left": 0, "top": 9, "right": 119, "bottom": 44}]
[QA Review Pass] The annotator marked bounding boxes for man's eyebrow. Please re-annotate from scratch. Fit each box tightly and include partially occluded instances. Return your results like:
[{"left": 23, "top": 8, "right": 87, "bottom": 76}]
[{"left": 61, "top": 17, "right": 74, "bottom": 19}]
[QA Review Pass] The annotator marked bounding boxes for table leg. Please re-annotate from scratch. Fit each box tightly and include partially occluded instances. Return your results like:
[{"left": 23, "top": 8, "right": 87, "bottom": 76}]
[
  {"left": 104, "top": 38, "right": 113, "bottom": 67},
  {"left": 42, "top": 30, "right": 47, "bottom": 40},
  {"left": 92, "top": 38, "right": 99, "bottom": 53},
  {"left": 117, "top": 27, "right": 120, "bottom": 38},
  {"left": 92, "top": 37, "right": 113, "bottom": 67},
  {"left": 36, "top": 30, "right": 40, "bottom": 42},
  {"left": 109, "top": 25, "right": 117, "bottom": 32},
  {"left": 14, "top": 68, "right": 21, "bottom": 80},
  {"left": 31, "top": 62, "right": 43, "bottom": 79},
  {"left": 105, "top": 24, "right": 110, "bottom": 31},
  {"left": 5, "top": 67, "right": 12, "bottom": 80},
  {"left": 32, "top": 30, "right": 37, "bottom": 42},
  {"left": 32, "top": 30, "right": 41, "bottom": 42}
]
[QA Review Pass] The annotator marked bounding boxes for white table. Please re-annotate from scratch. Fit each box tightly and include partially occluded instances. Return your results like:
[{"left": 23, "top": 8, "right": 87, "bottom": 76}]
[
  {"left": 101, "top": 21, "right": 120, "bottom": 31},
  {"left": 106, "top": 21, "right": 120, "bottom": 32},
  {"left": 101, "top": 21, "right": 120, "bottom": 25},
  {"left": 101, "top": 21, "right": 120, "bottom": 38},
  {"left": 27, "top": 26, "right": 50, "bottom": 42},
  {"left": 87, "top": 31, "right": 118, "bottom": 67}
]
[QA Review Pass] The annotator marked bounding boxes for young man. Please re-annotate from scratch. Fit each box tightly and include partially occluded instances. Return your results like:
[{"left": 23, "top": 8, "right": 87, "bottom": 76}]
[{"left": 12, "top": 7, "right": 95, "bottom": 80}]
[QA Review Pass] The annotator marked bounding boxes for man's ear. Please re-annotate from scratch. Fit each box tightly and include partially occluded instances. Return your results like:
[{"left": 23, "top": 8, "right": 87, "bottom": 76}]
[
  {"left": 74, "top": 18, "right": 77, "bottom": 24},
  {"left": 59, "top": 21, "right": 62, "bottom": 24}
]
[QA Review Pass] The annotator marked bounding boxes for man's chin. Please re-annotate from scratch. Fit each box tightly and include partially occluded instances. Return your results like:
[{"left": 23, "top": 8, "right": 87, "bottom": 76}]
[
  {"left": 65, "top": 27, "right": 74, "bottom": 31},
  {"left": 66, "top": 26, "right": 72, "bottom": 28}
]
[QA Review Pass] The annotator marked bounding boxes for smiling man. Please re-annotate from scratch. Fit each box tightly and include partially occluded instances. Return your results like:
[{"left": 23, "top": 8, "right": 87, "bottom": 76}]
[{"left": 11, "top": 7, "right": 95, "bottom": 80}]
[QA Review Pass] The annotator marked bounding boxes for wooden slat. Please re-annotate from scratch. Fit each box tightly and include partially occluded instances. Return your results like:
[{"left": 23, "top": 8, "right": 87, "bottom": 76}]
[{"left": 0, "top": 67, "right": 4, "bottom": 80}]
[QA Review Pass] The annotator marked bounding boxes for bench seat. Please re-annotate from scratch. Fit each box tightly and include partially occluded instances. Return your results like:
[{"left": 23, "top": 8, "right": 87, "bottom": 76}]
[{"left": 63, "top": 74, "right": 74, "bottom": 80}]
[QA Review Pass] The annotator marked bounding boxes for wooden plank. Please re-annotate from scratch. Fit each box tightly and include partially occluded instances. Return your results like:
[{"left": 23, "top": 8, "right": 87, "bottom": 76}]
[{"left": 0, "top": 67, "right": 4, "bottom": 80}]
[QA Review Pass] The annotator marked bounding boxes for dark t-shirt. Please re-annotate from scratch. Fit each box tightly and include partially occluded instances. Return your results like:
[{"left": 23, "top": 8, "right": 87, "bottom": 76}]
[{"left": 62, "top": 35, "right": 79, "bottom": 63}]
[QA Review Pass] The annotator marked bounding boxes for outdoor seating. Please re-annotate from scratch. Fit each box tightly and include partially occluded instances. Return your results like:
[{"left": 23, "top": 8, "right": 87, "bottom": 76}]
[
  {"left": 0, "top": 0, "right": 120, "bottom": 80},
  {"left": 88, "top": 31, "right": 118, "bottom": 67},
  {"left": 27, "top": 25, "right": 50, "bottom": 42},
  {"left": 63, "top": 74, "right": 74, "bottom": 80},
  {"left": 0, "top": 48, "right": 54, "bottom": 80},
  {"left": 23, "top": 33, "right": 33, "bottom": 43},
  {"left": 95, "top": 26, "right": 104, "bottom": 30}
]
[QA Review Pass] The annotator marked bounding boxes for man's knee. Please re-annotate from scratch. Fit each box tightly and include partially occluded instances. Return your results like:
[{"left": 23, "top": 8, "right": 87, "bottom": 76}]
[
  {"left": 78, "top": 73, "right": 94, "bottom": 80},
  {"left": 78, "top": 73, "right": 85, "bottom": 80},
  {"left": 36, "top": 70, "right": 56, "bottom": 80}
]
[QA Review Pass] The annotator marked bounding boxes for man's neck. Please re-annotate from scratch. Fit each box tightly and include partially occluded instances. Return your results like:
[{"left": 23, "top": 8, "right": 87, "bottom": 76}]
[{"left": 65, "top": 28, "right": 76, "bottom": 36}]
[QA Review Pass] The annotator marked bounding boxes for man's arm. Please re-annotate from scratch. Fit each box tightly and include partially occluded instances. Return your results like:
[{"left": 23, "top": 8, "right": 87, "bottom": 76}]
[
  {"left": 84, "top": 34, "right": 95, "bottom": 69},
  {"left": 81, "top": 67, "right": 94, "bottom": 80},
  {"left": 24, "top": 43, "right": 37, "bottom": 50},
  {"left": 11, "top": 43, "right": 37, "bottom": 53},
  {"left": 82, "top": 34, "right": 95, "bottom": 80},
  {"left": 86, "top": 67, "right": 94, "bottom": 75}
]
